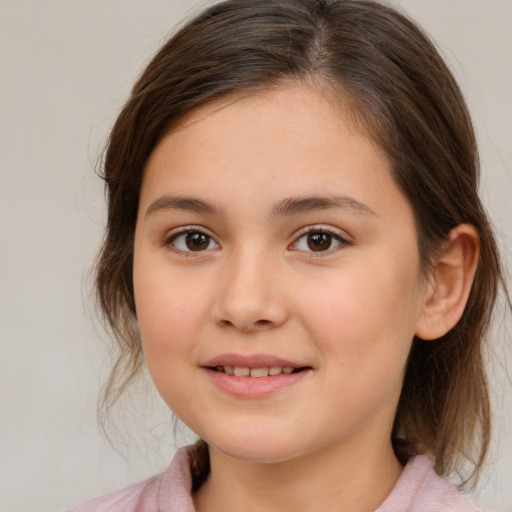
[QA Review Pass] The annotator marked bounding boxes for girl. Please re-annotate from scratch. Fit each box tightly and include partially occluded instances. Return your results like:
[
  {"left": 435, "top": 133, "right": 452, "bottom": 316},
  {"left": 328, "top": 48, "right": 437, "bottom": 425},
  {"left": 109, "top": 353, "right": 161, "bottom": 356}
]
[{"left": 69, "top": 0, "right": 509, "bottom": 510}]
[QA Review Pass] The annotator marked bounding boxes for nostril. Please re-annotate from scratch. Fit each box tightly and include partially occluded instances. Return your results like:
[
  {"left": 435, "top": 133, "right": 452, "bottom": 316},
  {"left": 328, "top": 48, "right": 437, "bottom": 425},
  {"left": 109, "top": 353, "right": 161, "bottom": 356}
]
[{"left": 218, "top": 318, "right": 273, "bottom": 330}]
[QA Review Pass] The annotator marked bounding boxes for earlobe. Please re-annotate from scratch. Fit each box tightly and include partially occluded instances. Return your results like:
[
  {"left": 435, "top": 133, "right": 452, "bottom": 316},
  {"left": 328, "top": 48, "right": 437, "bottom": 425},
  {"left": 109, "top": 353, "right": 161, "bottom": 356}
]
[{"left": 415, "top": 224, "right": 479, "bottom": 341}]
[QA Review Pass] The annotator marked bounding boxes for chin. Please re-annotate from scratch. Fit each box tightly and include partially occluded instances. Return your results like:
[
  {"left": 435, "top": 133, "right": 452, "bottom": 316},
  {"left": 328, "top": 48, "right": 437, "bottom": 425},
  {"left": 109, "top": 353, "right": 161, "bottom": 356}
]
[
  {"left": 202, "top": 427, "right": 305, "bottom": 464},
  {"left": 177, "top": 406, "right": 316, "bottom": 464}
]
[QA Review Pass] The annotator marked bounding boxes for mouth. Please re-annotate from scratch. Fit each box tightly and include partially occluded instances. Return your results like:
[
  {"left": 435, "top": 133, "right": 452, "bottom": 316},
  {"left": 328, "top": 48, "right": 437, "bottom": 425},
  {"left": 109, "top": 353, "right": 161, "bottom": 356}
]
[
  {"left": 208, "top": 365, "right": 309, "bottom": 377},
  {"left": 202, "top": 354, "right": 312, "bottom": 397}
]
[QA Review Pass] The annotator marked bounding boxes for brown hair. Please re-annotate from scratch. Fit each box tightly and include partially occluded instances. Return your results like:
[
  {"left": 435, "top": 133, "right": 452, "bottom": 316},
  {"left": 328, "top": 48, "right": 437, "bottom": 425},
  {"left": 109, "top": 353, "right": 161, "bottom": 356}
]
[{"left": 95, "top": 0, "right": 508, "bottom": 486}]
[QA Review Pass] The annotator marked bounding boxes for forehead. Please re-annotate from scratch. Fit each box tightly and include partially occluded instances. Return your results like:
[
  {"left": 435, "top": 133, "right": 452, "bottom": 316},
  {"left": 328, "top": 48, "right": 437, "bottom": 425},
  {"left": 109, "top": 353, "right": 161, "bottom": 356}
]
[
  {"left": 168, "top": 82, "right": 370, "bottom": 146},
  {"left": 140, "top": 84, "right": 408, "bottom": 223}
]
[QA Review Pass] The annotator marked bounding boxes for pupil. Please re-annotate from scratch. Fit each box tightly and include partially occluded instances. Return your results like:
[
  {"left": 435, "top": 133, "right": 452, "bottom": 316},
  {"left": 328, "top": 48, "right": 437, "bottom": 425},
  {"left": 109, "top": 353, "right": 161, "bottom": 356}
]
[
  {"left": 307, "top": 233, "right": 331, "bottom": 251},
  {"left": 186, "top": 232, "right": 209, "bottom": 251}
]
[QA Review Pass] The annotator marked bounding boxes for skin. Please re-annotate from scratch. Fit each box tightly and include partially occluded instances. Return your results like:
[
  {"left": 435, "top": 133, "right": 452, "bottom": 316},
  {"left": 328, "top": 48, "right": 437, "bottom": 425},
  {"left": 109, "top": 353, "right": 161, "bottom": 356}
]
[{"left": 132, "top": 84, "right": 475, "bottom": 512}]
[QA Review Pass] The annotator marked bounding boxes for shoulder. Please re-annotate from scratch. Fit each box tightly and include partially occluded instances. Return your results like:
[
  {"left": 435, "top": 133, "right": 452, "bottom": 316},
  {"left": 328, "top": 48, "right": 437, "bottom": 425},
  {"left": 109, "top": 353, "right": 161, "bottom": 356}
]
[
  {"left": 65, "top": 447, "right": 196, "bottom": 512},
  {"left": 65, "top": 474, "right": 162, "bottom": 512},
  {"left": 377, "top": 455, "right": 485, "bottom": 512}
]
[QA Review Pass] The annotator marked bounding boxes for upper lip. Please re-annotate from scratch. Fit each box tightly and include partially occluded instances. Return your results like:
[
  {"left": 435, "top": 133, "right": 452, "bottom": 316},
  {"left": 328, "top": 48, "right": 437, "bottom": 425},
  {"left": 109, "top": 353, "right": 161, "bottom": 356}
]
[{"left": 202, "top": 353, "right": 309, "bottom": 369}]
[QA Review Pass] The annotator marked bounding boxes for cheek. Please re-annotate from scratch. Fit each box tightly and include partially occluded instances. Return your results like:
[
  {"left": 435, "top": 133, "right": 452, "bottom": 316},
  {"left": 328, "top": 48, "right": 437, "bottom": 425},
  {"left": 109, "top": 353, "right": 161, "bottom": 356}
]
[
  {"left": 133, "top": 270, "right": 209, "bottom": 413},
  {"left": 133, "top": 261, "right": 208, "bottom": 370},
  {"left": 299, "top": 270, "right": 420, "bottom": 432},
  {"left": 300, "top": 256, "right": 422, "bottom": 376}
]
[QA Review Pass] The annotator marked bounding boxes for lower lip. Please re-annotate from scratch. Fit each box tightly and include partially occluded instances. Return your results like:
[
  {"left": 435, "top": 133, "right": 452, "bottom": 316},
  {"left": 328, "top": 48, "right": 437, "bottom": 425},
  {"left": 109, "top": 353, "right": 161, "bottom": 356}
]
[{"left": 203, "top": 368, "right": 311, "bottom": 398}]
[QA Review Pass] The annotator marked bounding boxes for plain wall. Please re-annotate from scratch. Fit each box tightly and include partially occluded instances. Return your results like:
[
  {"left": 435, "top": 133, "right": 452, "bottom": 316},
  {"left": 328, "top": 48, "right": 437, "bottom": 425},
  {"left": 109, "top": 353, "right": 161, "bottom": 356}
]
[{"left": 0, "top": 1, "right": 510, "bottom": 511}]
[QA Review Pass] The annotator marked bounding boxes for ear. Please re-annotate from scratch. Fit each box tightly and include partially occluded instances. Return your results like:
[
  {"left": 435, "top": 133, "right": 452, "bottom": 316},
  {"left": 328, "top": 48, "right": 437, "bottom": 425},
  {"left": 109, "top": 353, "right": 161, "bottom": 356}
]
[{"left": 415, "top": 224, "right": 479, "bottom": 340}]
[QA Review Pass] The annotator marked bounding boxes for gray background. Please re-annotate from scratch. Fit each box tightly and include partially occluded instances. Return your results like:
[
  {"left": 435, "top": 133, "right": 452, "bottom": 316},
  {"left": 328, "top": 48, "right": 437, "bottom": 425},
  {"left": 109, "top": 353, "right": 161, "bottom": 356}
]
[{"left": 0, "top": 1, "right": 510, "bottom": 511}]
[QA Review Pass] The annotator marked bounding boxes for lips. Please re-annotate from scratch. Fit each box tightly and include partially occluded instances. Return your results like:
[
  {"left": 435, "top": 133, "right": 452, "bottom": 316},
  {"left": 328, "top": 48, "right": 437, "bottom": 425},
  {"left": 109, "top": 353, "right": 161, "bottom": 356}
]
[
  {"left": 212, "top": 365, "right": 297, "bottom": 377},
  {"left": 203, "top": 353, "right": 308, "bottom": 369},
  {"left": 201, "top": 353, "right": 312, "bottom": 398},
  {"left": 202, "top": 353, "right": 310, "bottom": 375}
]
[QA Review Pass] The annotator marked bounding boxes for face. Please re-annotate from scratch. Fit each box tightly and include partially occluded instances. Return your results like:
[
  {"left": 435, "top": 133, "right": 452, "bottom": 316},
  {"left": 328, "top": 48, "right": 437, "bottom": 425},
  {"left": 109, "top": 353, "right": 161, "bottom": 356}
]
[{"left": 133, "top": 84, "right": 429, "bottom": 464}]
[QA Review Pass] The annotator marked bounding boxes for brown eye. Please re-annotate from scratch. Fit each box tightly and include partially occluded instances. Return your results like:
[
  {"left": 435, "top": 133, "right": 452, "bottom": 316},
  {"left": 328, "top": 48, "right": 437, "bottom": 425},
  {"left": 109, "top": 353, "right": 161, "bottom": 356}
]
[
  {"left": 168, "top": 230, "right": 219, "bottom": 252},
  {"left": 307, "top": 233, "right": 332, "bottom": 251},
  {"left": 186, "top": 232, "right": 210, "bottom": 251},
  {"left": 291, "top": 228, "right": 346, "bottom": 253}
]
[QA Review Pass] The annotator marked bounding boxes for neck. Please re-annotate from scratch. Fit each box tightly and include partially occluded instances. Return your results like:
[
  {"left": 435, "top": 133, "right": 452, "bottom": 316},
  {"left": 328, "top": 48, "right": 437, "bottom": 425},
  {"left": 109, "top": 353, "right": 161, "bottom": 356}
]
[{"left": 193, "top": 436, "right": 403, "bottom": 512}]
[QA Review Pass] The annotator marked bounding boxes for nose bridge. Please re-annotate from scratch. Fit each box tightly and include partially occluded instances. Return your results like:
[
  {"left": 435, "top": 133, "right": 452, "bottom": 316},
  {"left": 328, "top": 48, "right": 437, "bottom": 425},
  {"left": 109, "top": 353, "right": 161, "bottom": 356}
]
[{"left": 212, "top": 242, "right": 287, "bottom": 331}]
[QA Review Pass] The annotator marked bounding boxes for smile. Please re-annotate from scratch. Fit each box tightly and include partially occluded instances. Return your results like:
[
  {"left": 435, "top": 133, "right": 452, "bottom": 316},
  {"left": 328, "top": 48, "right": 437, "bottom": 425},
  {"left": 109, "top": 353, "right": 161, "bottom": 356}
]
[
  {"left": 203, "top": 357, "right": 312, "bottom": 398},
  {"left": 210, "top": 366, "right": 303, "bottom": 377}
]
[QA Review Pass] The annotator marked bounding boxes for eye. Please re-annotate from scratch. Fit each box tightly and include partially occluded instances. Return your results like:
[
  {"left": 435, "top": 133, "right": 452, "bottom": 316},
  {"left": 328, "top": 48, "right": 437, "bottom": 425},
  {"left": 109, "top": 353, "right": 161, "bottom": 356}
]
[
  {"left": 291, "top": 228, "right": 348, "bottom": 253},
  {"left": 166, "top": 229, "right": 220, "bottom": 253}
]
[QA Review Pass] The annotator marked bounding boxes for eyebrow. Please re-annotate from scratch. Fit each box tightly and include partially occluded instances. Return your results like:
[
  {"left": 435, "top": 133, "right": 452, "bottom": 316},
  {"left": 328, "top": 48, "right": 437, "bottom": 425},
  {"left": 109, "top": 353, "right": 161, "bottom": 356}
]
[
  {"left": 271, "top": 196, "right": 376, "bottom": 217},
  {"left": 145, "top": 196, "right": 223, "bottom": 218},
  {"left": 144, "top": 194, "right": 376, "bottom": 219}
]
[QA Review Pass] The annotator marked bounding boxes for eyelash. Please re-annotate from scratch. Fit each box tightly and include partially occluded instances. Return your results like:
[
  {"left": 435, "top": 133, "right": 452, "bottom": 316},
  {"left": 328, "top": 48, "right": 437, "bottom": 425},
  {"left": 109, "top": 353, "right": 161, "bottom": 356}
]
[
  {"left": 290, "top": 226, "right": 350, "bottom": 255},
  {"left": 163, "top": 225, "right": 350, "bottom": 255},
  {"left": 163, "top": 226, "right": 220, "bottom": 255}
]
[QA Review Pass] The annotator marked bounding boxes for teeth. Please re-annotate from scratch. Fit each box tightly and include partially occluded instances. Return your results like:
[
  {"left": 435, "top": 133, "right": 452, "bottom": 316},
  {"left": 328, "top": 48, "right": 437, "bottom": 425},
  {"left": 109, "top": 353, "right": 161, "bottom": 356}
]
[
  {"left": 233, "top": 366, "right": 250, "bottom": 377},
  {"left": 250, "top": 368, "right": 269, "bottom": 378},
  {"left": 217, "top": 366, "right": 298, "bottom": 377}
]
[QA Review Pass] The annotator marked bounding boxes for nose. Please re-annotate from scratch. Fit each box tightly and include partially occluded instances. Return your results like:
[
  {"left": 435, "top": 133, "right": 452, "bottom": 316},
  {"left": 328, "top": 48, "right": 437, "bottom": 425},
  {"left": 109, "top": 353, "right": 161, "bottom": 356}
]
[{"left": 211, "top": 249, "right": 289, "bottom": 332}]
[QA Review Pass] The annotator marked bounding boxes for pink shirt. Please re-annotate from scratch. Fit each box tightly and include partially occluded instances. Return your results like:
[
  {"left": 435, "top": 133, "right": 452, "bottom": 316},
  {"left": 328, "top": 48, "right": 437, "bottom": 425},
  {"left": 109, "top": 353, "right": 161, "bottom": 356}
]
[{"left": 67, "top": 445, "right": 484, "bottom": 511}]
